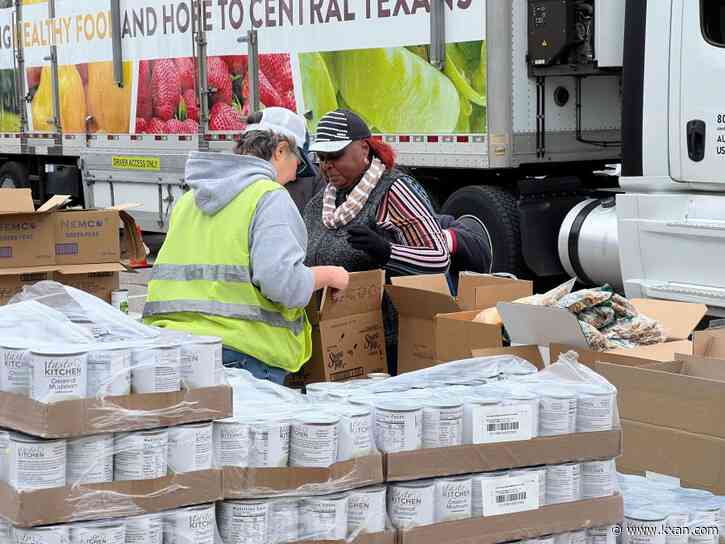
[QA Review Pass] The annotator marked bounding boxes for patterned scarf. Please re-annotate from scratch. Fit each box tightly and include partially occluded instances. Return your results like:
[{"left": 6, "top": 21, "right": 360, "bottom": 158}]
[{"left": 322, "top": 157, "right": 385, "bottom": 229}]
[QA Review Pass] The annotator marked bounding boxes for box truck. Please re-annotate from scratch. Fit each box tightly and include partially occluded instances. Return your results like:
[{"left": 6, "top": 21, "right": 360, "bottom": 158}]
[{"left": 0, "top": 0, "right": 722, "bottom": 313}]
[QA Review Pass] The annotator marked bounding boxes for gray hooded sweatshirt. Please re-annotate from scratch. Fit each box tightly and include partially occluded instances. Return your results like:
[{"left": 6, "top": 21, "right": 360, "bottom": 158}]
[{"left": 185, "top": 151, "right": 315, "bottom": 309}]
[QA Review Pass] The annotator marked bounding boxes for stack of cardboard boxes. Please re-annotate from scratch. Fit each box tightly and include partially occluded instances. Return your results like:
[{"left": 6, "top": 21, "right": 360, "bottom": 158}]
[{"left": 0, "top": 188, "right": 144, "bottom": 305}]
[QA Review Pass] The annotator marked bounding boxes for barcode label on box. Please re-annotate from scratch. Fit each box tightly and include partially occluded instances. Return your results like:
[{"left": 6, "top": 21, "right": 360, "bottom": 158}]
[
  {"left": 55, "top": 243, "right": 79, "bottom": 256},
  {"left": 482, "top": 474, "right": 539, "bottom": 516},
  {"left": 473, "top": 404, "right": 533, "bottom": 444}
]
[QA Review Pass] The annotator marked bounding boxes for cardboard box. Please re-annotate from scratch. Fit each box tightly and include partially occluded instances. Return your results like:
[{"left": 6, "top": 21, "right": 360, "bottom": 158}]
[
  {"left": 0, "top": 469, "right": 221, "bottom": 527},
  {"left": 288, "top": 271, "right": 388, "bottom": 387},
  {"left": 397, "top": 495, "right": 624, "bottom": 544},
  {"left": 385, "top": 430, "right": 622, "bottom": 482},
  {"left": 595, "top": 356, "right": 725, "bottom": 439},
  {"left": 0, "top": 267, "right": 55, "bottom": 304},
  {"left": 54, "top": 209, "right": 122, "bottom": 265},
  {"left": 299, "top": 532, "right": 396, "bottom": 544},
  {"left": 53, "top": 263, "right": 124, "bottom": 303},
  {"left": 223, "top": 453, "right": 384, "bottom": 499},
  {"left": 386, "top": 274, "right": 532, "bottom": 374},
  {"left": 617, "top": 419, "right": 725, "bottom": 495},
  {"left": 500, "top": 299, "right": 706, "bottom": 368},
  {"left": 0, "top": 189, "right": 68, "bottom": 269},
  {"left": 0, "top": 385, "right": 233, "bottom": 439}
]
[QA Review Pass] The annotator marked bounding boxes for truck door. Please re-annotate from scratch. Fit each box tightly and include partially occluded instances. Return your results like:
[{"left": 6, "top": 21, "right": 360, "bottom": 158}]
[{"left": 673, "top": 0, "right": 725, "bottom": 183}]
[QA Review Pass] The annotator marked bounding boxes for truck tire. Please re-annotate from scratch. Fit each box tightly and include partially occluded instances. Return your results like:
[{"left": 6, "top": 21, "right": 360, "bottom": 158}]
[
  {"left": 0, "top": 162, "right": 30, "bottom": 190},
  {"left": 441, "top": 185, "right": 527, "bottom": 277}
]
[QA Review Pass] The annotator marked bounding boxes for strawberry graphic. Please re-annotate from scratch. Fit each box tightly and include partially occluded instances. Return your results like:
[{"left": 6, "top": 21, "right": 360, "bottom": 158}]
[
  {"left": 151, "top": 59, "right": 181, "bottom": 122},
  {"left": 183, "top": 119, "right": 199, "bottom": 133},
  {"left": 175, "top": 57, "right": 196, "bottom": 92},
  {"left": 209, "top": 102, "right": 244, "bottom": 131},
  {"left": 243, "top": 70, "right": 283, "bottom": 108},
  {"left": 135, "top": 117, "right": 147, "bottom": 134},
  {"left": 182, "top": 89, "right": 199, "bottom": 122},
  {"left": 260, "top": 54, "right": 293, "bottom": 92},
  {"left": 146, "top": 118, "right": 166, "bottom": 134},
  {"left": 223, "top": 55, "right": 247, "bottom": 76},
  {"left": 137, "top": 60, "right": 153, "bottom": 121},
  {"left": 27, "top": 67, "right": 41, "bottom": 89},
  {"left": 165, "top": 119, "right": 186, "bottom": 134},
  {"left": 206, "top": 56, "right": 233, "bottom": 106}
]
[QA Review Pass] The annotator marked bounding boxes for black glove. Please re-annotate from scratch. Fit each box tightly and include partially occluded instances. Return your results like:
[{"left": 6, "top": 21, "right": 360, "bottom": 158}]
[{"left": 347, "top": 225, "right": 392, "bottom": 265}]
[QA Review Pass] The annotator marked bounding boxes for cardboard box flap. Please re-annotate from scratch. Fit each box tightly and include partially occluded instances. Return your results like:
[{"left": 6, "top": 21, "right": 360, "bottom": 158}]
[
  {"left": 386, "top": 285, "right": 460, "bottom": 319},
  {"left": 36, "top": 194, "right": 71, "bottom": 213},
  {"left": 391, "top": 273, "right": 451, "bottom": 295},
  {"left": 457, "top": 274, "right": 533, "bottom": 310},
  {"left": 0, "top": 188, "right": 35, "bottom": 213},
  {"left": 631, "top": 299, "right": 706, "bottom": 340},
  {"left": 319, "top": 270, "right": 384, "bottom": 320},
  {"left": 0, "top": 265, "right": 58, "bottom": 276},
  {"left": 498, "top": 303, "right": 588, "bottom": 348},
  {"left": 693, "top": 328, "right": 725, "bottom": 358},
  {"left": 108, "top": 203, "right": 141, "bottom": 211},
  {"left": 56, "top": 263, "right": 127, "bottom": 274},
  {"left": 118, "top": 210, "right": 146, "bottom": 261},
  {"left": 675, "top": 353, "right": 725, "bottom": 381}
]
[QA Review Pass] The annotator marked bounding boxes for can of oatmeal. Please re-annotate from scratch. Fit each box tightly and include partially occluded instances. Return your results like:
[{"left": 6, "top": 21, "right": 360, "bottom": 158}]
[
  {"left": 576, "top": 385, "right": 616, "bottom": 432},
  {"left": 471, "top": 470, "right": 510, "bottom": 516},
  {"left": 300, "top": 494, "right": 349, "bottom": 541},
  {"left": 581, "top": 459, "right": 616, "bottom": 499},
  {"left": 388, "top": 479, "right": 436, "bottom": 529},
  {"left": 624, "top": 509, "right": 667, "bottom": 544},
  {"left": 505, "top": 391, "right": 540, "bottom": 437},
  {"left": 87, "top": 346, "right": 131, "bottom": 397},
  {"left": 213, "top": 418, "right": 252, "bottom": 468},
  {"left": 434, "top": 476, "right": 473, "bottom": 522},
  {"left": 111, "top": 289, "right": 130, "bottom": 314},
  {"left": 290, "top": 412, "right": 340, "bottom": 468},
  {"left": 70, "top": 521, "right": 125, "bottom": 544},
  {"left": 510, "top": 466, "right": 547, "bottom": 506},
  {"left": 168, "top": 422, "right": 213, "bottom": 474},
  {"left": 29, "top": 347, "right": 87, "bottom": 403},
  {"left": 164, "top": 504, "right": 216, "bottom": 544},
  {"left": 125, "top": 513, "right": 163, "bottom": 544},
  {"left": 571, "top": 529, "right": 588, "bottom": 544},
  {"left": 588, "top": 525, "right": 618, "bottom": 544},
  {"left": 12, "top": 525, "right": 70, "bottom": 544},
  {"left": 114, "top": 429, "right": 168, "bottom": 481},
  {"left": 0, "top": 342, "right": 29, "bottom": 396},
  {"left": 337, "top": 405, "right": 373, "bottom": 461},
  {"left": 539, "top": 388, "right": 577, "bottom": 436},
  {"left": 249, "top": 419, "right": 290, "bottom": 468},
  {"left": 131, "top": 343, "right": 181, "bottom": 394},
  {"left": 67, "top": 434, "right": 114, "bottom": 485},
  {"left": 180, "top": 336, "right": 223, "bottom": 389},
  {"left": 347, "top": 485, "right": 387, "bottom": 536},
  {"left": 374, "top": 400, "right": 423, "bottom": 453},
  {"left": 270, "top": 498, "right": 300, "bottom": 544},
  {"left": 545, "top": 463, "right": 582, "bottom": 505},
  {"left": 7, "top": 432, "right": 66, "bottom": 491},
  {"left": 217, "top": 499, "right": 271, "bottom": 544},
  {"left": 423, "top": 397, "right": 464, "bottom": 448}
]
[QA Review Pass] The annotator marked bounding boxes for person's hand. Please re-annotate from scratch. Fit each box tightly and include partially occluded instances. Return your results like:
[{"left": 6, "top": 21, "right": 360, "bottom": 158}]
[
  {"left": 326, "top": 266, "right": 350, "bottom": 291},
  {"left": 347, "top": 225, "right": 392, "bottom": 265}
]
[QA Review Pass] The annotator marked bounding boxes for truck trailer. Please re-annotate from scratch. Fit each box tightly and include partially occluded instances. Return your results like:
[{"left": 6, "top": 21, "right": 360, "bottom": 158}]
[{"left": 0, "top": 0, "right": 722, "bottom": 314}]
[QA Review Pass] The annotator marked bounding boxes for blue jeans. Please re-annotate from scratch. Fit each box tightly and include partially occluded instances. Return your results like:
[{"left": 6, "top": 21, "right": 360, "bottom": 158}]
[{"left": 222, "top": 348, "right": 288, "bottom": 385}]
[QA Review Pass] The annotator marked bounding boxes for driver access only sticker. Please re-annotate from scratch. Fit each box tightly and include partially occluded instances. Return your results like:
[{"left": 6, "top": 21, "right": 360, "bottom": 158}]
[{"left": 112, "top": 156, "right": 161, "bottom": 171}]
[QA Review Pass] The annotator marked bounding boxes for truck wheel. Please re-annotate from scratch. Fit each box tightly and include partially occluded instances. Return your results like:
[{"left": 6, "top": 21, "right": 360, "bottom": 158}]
[
  {"left": 442, "top": 185, "right": 527, "bottom": 277},
  {"left": 0, "top": 162, "right": 30, "bottom": 189}
]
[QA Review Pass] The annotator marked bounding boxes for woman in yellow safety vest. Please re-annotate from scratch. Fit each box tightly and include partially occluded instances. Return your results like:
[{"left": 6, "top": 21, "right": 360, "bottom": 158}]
[{"left": 144, "top": 107, "right": 349, "bottom": 384}]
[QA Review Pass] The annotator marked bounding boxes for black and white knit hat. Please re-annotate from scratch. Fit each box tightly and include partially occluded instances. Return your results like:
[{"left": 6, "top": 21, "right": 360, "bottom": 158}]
[{"left": 309, "top": 109, "right": 372, "bottom": 153}]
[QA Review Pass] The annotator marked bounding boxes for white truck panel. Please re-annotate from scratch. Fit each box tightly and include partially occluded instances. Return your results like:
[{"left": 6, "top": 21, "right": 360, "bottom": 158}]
[{"left": 594, "top": 0, "right": 626, "bottom": 68}]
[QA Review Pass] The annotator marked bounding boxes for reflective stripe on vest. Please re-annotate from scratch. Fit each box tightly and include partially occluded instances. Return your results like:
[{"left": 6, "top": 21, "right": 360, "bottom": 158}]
[
  {"left": 151, "top": 264, "right": 251, "bottom": 283},
  {"left": 143, "top": 299, "right": 305, "bottom": 335}
]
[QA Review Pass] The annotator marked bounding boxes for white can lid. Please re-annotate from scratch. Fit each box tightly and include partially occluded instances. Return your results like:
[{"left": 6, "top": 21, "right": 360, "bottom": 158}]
[{"left": 374, "top": 399, "right": 422, "bottom": 412}]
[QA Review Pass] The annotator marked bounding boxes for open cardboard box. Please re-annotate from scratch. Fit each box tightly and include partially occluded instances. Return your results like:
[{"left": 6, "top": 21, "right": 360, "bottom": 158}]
[
  {"left": 287, "top": 270, "right": 388, "bottom": 387},
  {"left": 385, "top": 430, "right": 622, "bottom": 482},
  {"left": 0, "top": 385, "right": 232, "bottom": 439},
  {"left": 386, "top": 274, "right": 532, "bottom": 374},
  {"left": 499, "top": 298, "right": 706, "bottom": 368},
  {"left": 397, "top": 495, "right": 623, "bottom": 544},
  {"left": 0, "top": 468, "right": 222, "bottom": 527},
  {"left": 223, "top": 454, "right": 384, "bottom": 499}
]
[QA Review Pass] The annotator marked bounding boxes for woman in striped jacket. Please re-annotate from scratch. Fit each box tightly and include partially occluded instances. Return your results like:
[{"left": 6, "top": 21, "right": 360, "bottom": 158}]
[{"left": 304, "top": 109, "right": 451, "bottom": 374}]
